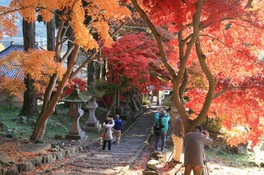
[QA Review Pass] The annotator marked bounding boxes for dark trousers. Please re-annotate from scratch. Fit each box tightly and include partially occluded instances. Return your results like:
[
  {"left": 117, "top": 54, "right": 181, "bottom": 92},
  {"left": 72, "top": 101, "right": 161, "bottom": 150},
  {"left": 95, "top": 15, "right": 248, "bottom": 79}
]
[
  {"left": 155, "top": 132, "right": 167, "bottom": 151},
  {"left": 102, "top": 140, "right": 111, "bottom": 150}
]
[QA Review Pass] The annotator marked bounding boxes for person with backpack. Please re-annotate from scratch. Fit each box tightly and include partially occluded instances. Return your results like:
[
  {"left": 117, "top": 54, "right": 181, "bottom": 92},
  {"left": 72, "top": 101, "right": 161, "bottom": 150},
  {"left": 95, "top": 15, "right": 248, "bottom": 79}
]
[
  {"left": 154, "top": 109, "right": 170, "bottom": 152},
  {"left": 113, "top": 114, "right": 123, "bottom": 144}
]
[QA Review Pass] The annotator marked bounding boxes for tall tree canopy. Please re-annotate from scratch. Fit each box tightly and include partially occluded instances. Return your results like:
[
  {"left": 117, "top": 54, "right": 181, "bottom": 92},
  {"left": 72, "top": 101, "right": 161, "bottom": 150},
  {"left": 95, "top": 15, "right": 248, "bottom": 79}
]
[
  {"left": 130, "top": 0, "right": 264, "bottom": 147},
  {"left": 0, "top": 0, "right": 131, "bottom": 140},
  {"left": 0, "top": 0, "right": 263, "bottom": 147}
]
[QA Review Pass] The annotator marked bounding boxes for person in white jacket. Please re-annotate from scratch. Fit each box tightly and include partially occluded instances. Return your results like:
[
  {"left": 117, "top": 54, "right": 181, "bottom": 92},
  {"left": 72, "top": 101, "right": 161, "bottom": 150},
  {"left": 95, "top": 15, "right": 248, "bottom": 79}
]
[{"left": 102, "top": 117, "right": 115, "bottom": 150}]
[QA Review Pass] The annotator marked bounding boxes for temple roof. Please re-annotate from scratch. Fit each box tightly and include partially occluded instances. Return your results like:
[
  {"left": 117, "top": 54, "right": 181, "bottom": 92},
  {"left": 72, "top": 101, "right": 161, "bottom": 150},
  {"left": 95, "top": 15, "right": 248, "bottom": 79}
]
[{"left": 0, "top": 44, "right": 24, "bottom": 80}]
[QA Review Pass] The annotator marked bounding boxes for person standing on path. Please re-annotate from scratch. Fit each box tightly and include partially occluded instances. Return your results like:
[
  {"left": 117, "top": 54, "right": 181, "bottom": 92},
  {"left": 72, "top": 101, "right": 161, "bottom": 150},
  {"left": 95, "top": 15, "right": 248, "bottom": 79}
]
[
  {"left": 154, "top": 109, "right": 170, "bottom": 152},
  {"left": 170, "top": 116, "right": 184, "bottom": 165},
  {"left": 102, "top": 117, "right": 115, "bottom": 150},
  {"left": 183, "top": 125, "right": 213, "bottom": 175},
  {"left": 113, "top": 114, "right": 123, "bottom": 144}
]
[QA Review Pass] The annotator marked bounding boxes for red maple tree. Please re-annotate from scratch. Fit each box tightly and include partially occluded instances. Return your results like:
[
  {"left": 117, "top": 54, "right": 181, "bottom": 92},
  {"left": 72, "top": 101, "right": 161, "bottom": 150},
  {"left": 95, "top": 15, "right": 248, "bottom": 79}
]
[
  {"left": 100, "top": 32, "right": 171, "bottom": 111},
  {"left": 130, "top": 0, "right": 264, "bottom": 147},
  {"left": 103, "top": 32, "right": 169, "bottom": 93}
]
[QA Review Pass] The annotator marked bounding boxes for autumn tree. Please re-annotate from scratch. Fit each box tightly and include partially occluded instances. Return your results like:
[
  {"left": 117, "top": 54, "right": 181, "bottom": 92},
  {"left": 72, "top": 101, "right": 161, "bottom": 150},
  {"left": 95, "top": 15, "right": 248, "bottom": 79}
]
[
  {"left": 100, "top": 32, "right": 170, "bottom": 113},
  {"left": 130, "top": 0, "right": 264, "bottom": 147},
  {"left": 0, "top": 76, "right": 25, "bottom": 109},
  {"left": 0, "top": 0, "right": 131, "bottom": 140}
]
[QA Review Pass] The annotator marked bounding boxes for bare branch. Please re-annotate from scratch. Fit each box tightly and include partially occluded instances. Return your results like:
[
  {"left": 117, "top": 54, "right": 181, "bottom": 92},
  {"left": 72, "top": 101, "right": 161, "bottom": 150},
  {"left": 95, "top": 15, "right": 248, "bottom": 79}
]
[
  {"left": 55, "top": 20, "right": 65, "bottom": 62},
  {"left": 130, "top": 0, "right": 176, "bottom": 78},
  {"left": 61, "top": 44, "right": 75, "bottom": 62}
]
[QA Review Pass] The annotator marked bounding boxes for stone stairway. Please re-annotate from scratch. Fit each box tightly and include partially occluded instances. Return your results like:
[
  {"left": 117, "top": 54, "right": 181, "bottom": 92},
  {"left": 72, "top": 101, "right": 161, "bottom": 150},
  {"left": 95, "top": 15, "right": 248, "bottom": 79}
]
[{"left": 49, "top": 109, "right": 157, "bottom": 175}]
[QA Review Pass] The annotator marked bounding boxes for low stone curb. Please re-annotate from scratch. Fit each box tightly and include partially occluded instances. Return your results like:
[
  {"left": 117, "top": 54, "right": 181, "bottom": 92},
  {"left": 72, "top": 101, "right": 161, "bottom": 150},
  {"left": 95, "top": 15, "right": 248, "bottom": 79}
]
[
  {"left": 0, "top": 137, "right": 102, "bottom": 175},
  {"left": 0, "top": 108, "right": 148, "bottom": 175}
]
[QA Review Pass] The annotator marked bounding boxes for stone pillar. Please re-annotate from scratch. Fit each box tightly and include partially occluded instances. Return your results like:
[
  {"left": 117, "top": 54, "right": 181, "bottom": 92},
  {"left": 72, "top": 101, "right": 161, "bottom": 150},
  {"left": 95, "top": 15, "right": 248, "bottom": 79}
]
[
  {"left": 66, "top": 103, "right": 86, "bottom": 140},
  {"left": 84, "top": 97, "right": 101, "bottom": 132}
]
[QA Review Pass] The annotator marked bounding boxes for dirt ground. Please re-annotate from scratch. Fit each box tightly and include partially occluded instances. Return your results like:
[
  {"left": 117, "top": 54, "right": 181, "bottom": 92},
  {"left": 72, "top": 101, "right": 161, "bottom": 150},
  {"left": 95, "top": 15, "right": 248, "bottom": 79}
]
[
  {"left": 127, "top": 156, "right": 264, "bottom": 175},
  {"left": 127, "top": 137, "right": 264, "bottom": 175}
]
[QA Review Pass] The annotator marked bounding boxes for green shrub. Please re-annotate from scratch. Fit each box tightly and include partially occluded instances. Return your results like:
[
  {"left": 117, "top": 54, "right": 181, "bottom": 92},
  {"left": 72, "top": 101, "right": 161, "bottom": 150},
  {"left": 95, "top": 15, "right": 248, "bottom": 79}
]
[{"left": 142, "top": 96, "right": 151, "bottom": 105}]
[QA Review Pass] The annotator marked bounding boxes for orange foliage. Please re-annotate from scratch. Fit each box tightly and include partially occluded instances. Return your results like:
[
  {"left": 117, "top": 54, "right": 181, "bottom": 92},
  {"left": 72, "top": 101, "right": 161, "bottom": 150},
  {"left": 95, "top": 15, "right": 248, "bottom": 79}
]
[
  {"left": 0, "top": 77, "right": 25, "bottom": 100},
  {"left": 0, "top": 50, "right": 65, "bottom": 92},
  {"left": 0, "top": 6, "right": 17, "bottom": 39},
  {"left": 3, "top": 0, "right": 131, "bottom": 51}
]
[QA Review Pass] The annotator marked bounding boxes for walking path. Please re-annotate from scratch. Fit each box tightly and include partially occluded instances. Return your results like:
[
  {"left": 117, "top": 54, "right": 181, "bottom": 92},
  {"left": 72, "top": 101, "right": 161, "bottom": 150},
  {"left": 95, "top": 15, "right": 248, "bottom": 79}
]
[{"left": 37, "top": 108, "right": 158, "bottom": 175}]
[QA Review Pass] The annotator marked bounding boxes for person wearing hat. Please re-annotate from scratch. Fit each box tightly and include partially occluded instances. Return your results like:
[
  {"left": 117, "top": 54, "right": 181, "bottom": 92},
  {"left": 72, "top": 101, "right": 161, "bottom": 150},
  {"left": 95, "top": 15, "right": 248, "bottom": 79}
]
[
  {"left": 113, "top": 114, "right": 123, "bottom": 144},
  {"left": 183, "top": 125, "right": 213, "bottom": 175}
]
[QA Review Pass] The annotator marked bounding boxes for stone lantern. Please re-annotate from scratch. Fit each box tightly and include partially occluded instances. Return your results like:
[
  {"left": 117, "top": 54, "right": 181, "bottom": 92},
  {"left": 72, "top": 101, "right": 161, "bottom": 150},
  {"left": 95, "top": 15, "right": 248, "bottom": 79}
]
[
  {"left": 60, "top": 84, "right": 91, "bottom": 140},
  {"left": 82, "top": 83, "right": 104, "bottom": 132}
]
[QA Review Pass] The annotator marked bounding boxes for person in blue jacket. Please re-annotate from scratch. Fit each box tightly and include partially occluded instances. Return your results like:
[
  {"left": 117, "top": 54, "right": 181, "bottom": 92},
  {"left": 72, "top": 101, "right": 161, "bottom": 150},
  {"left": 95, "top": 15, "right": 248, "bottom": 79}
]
[
  {"left": 154, "top": 109, "right": 170, "bottom": 152},
  {"left": 113, "top": 114, "right": 123, "bottom": 144}
]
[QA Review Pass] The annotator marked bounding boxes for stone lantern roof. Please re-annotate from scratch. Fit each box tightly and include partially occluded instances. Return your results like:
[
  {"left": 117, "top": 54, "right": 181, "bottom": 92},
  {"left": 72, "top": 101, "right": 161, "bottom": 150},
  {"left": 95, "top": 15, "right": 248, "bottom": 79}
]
[
  {"left": 60, "top": 84, "right": 91, "bottom": 103},
  {"left": 81, "top": 82, "right": 105, "bottom": 98}
]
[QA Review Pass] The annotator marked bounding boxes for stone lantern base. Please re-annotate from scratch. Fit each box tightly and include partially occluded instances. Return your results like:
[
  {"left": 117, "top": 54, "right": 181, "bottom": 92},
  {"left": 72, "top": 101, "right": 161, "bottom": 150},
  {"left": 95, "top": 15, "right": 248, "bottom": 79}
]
[
  {"left": 65, "top": 132, "right": 81, "bottom": 140},
  {"left": 83, "top": 120, "right": 101, "bottom": 132}
]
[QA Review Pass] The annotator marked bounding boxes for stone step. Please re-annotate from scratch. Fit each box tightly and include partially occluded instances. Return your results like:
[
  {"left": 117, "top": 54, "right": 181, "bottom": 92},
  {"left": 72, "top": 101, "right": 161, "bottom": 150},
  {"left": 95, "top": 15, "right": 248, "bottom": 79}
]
[
  {"left": 70, "top": 162, "right": 123, "bottom": 169},
  {"left": 81, "top": 159, "right": 129, "bottom": 165},
  {"left": 53, "top": 168, "right": 118, "bottom": 175},
  {"left": 86, "top": 154, "right": 133, "bottom": 160}
]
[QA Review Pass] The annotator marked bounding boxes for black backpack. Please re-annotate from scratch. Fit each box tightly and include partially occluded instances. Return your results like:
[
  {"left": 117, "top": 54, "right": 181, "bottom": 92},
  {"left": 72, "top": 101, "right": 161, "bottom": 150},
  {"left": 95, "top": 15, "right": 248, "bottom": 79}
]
[{"left": 153, "top": 116, "right": 164, "bottom": 135}]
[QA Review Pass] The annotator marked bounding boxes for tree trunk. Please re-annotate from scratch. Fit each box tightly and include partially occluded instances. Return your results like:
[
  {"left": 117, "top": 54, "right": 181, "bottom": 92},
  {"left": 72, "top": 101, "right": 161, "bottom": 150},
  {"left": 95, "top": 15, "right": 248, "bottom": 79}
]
[
  {"left": 20, "top": 76, "right": 39, "bottom": 117},
  {"left": 47, "top": 15, "right": 56, "bottom": 51},
  {"left": 87, "top": 61, "right": 95, "bottom": 85},
  {"left": 30, "top": 45, "right": 80, "bottom": 140},
  {"left": 43, "top": 15, "right": 57, "bottom": 115},
  {"left": 31, "top": 118, "right": 48, "bottom": 140},
  {"left": 20, "top": 20, "right": 39, "bottom": 117},
  {"left": 106, "top": 89, "right": 117, "bottom": 117}
]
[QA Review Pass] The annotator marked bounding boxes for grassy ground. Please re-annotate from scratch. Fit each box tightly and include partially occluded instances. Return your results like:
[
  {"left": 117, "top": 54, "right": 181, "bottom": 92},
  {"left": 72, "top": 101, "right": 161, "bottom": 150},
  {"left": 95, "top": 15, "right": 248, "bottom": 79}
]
[
  {"left": 0, "top": 104, "right": 108, "bottom": 140},
  {"left": 0, "top": 105, "right": 72, "bottom": 139}
]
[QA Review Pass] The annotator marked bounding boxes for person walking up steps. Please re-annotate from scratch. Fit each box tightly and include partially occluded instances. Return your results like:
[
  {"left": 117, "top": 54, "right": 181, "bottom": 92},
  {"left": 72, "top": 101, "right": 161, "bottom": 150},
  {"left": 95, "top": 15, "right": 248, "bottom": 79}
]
[
  {"left": 102, "top": 116, "right": 115, "bottom": 151},
  {"left": 154, "top": 109, "right": 170, "bottom": 152},
  {"left": 113, "top": 114, "right": 123, "bottom": 144}
]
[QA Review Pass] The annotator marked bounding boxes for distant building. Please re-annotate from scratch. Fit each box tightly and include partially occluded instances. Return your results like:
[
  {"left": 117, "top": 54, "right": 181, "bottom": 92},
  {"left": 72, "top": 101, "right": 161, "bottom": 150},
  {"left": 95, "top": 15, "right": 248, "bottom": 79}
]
[
  {"left": 0, "top": 42, "right": 25, "bottom": 107},
  {"left": 0, "top": 42, "right": 24, "bottom": 79}
]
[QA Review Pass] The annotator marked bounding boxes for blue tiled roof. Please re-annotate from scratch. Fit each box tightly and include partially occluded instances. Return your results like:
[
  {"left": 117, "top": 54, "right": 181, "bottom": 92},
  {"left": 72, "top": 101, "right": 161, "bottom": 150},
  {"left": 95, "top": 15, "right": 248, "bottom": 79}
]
[
  {"left": 0, "top": 44, "right": 24, "bottom": 56},
  {"left": 0, "top": 44, "right": 24, "bottom": 80},
  {"left": 0, "top": 65, "right": 24, "bottom": 79}
]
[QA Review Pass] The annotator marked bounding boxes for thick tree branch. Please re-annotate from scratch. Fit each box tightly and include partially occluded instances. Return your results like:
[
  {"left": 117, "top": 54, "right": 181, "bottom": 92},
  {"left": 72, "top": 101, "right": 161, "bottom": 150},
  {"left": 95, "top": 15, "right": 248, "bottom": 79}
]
[
  {"left": 173, "top": 0, "right": 205, "bottom": 126},
  {"left": 193, "top": 38, "right": 215, "bottom": 127},
  {"left": 178, "top": 31, "right": 189, "bottom": 102},
  {"left": 130, "top": 0, "right": 176, "bottom": 79},
  {"left": 245, "top": 0, "right": 254, "bottom": 8},
  {"left": 55, "top": 20, "right": 65, "bottom": 62}
]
